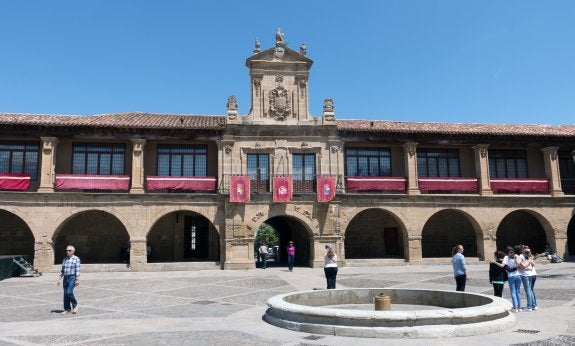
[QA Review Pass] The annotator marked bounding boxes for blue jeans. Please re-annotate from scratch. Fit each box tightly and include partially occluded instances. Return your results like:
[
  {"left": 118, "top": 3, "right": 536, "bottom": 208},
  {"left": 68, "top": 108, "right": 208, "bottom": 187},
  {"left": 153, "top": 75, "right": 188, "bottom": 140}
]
[
  {"left": 529, "top": 276, "right": 537, "bottom": 307},
  {"left": 287, "top": 255, "right": 295, "bottom": 271},
  {"left": 521, "top": 275, "right": 535, "bottom": 309},
  {"left": 62, "top": 275, "right": 78, "bottom": 311},
  {"left": 508, "top": 275, "right": 522, "bottom": 309}
]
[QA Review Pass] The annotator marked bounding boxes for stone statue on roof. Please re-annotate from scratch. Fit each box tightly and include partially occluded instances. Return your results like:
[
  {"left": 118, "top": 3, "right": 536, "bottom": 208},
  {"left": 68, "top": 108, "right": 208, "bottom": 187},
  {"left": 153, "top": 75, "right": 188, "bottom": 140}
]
[{"left": 275, "top": 27, "right": 285, "bottom": 47}]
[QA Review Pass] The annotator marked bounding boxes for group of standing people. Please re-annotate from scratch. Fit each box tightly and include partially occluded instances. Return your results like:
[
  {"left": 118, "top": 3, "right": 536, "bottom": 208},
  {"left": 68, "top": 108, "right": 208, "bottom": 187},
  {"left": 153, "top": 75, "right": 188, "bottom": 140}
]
[
  {"left": 491, "top": 245, "right": 537, "bottom": 312},
  {"left": 451, "top": 243, "right": 538, "bottom": 313},
  {"left": 259, "top": 240, "right": 339, "bottom": 290}
]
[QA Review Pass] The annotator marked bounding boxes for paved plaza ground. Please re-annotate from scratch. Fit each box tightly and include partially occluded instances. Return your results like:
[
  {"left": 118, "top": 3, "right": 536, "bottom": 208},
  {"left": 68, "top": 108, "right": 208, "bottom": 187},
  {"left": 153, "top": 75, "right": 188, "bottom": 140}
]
[{"left": 0, "top": 260, "right": 574, "bottom": 345}]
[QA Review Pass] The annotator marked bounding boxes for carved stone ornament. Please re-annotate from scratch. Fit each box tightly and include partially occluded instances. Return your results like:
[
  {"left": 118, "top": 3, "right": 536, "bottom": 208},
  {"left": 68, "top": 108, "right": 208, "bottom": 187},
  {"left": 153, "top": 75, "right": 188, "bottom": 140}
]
[
  {"left": 226, "top": 95, "right": 238, "bottom": 111},
  {"left": 408, "top": 146, "right": 417, "bottom": 157},
  {"left": 323, "top": 98, "right": 334, "bottom": 113},
  {"left": 330, "top": 145, "right": 340, "bottom": 153},
  {"left": 300, "top": 43, "right": 307, "bottom": 55},
  {"left": 255, "top": 142, "right": 262, "bottom": 149},
  {"left": 298, "top": 79, "right": 306, "bottom": 97},
  {"left": 480, "top": 148, "right": 487, "bottom": 158},
  {"left": 301, "top": 142, "right": 309, "bottom": 148},
  {"left": 253, "top": 78, "right": 261, "bottom": 94},
  {"left": 254, "top": 38, "right": 260, "bottom": 54},
  {"left": 269, "top": 76, "right": 291, "bottom": 120},
  {"left": 273, "top": 46, "right": 285, "bottom": 60},
  {"left": 224, "top": 145, "right": 232, "bottom": 155}
]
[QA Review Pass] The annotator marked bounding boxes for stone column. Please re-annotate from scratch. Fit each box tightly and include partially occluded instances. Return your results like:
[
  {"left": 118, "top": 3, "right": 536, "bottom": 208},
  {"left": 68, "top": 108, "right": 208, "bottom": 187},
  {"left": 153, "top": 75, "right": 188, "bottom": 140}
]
[
  {"left": 130, "top": 139, "right": 146, "bottom": 194},
  {"left": 38, "top": 137, "right": 58, "bottom": 193},
  {"left": 129, "top": 237, "right": 147, "bottom": 271},
  {"left": 473, "top": 144, "right": 493, "bottom": 196},
  {"left": 407, "top": 234, "right": 422, "bottom": 264},
  {"left": 33, "top": 239, "right": 54, "bottom": 273},
  {"left": 403, "top": 142, "right": 420, "bottom": 195},
  {"left": 541, "top": 147, "right": 564, "bottom": 197}
]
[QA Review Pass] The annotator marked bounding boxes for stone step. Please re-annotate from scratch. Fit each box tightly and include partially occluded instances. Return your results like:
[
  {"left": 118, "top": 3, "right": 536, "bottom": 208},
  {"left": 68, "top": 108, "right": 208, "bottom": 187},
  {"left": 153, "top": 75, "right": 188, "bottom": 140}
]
[{"left": 50, "top": 262, "right": 221, "bottom": 273}]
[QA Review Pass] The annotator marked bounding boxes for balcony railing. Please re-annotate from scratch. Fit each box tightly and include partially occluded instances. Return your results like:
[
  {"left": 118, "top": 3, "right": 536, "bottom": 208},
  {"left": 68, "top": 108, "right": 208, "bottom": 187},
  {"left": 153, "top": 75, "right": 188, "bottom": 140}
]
[
  {"left": 489, "top": 178, "right": 548, "bottom": 193},
  {"left": 55, "top": 174, "right": 130, "bottom": 191},
  {"left": 0, "top": 173, "right": 31, "bottom": 191},
  {"left": 418, "top": 177, "right": 478, "bottom": 192},
  {"left": 146, "top": 176, "right": 216, "bottom": 192},
  {"left": 346, "top": 176, "right": 406, "bottom": 191}
]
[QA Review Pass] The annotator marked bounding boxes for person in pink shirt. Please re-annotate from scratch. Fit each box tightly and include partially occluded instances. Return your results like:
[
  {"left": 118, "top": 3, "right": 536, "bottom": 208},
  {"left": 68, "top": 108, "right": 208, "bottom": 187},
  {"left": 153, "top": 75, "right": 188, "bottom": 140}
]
[{"left": 287, "top": 241, "right": 296, "bottom": 272}]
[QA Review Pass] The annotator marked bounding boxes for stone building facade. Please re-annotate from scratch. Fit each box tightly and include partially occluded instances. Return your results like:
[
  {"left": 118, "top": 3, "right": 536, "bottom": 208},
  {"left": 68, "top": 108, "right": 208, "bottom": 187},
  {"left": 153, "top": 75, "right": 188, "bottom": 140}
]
[{"left": 1, "top": 30, "right": 574, "bottom": 273}]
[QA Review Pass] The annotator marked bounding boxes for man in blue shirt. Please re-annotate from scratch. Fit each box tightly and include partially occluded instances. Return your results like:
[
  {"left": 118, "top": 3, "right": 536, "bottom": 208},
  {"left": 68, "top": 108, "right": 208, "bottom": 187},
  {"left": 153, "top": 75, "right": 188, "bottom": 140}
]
[
  {"left": 451, "top": 244, "right": 467, "bottom": 291},
  {"left": 57, "top": 245, "right": 81, "bottom": 314}
]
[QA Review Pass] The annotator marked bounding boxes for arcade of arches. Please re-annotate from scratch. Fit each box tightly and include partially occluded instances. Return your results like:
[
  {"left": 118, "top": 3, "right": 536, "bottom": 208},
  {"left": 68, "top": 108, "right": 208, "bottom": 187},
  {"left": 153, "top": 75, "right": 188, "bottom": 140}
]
[{"left": 0, "top": 206, "right": 573, "bottom": 272}]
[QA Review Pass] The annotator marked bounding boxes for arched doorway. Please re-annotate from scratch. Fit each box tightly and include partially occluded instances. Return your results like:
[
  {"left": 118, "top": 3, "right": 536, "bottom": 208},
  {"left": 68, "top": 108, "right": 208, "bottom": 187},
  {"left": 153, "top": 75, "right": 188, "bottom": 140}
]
[
  {"left": 345, "top": 209, "right": 405, "bottom": 259},
  {"left": 0, "top": 210, "right": 35, "bottom": 261},
  {"left": 565, "top": 214, "right": 574, "bottom": 258},
  {"left": 54, "top": 210, "right": 129, "bottom": 264},
  {"left": 263, "top": 216, "right": 312, "bottom": 267},
  {"left": 496, "top": 210, "right": 547, "bottom": 254},
  {"left": 147, "top": 211, "right": 219, "bottom": 262},
  {"left": 422, "top": 210, "right": 478, "bottom": 257}
]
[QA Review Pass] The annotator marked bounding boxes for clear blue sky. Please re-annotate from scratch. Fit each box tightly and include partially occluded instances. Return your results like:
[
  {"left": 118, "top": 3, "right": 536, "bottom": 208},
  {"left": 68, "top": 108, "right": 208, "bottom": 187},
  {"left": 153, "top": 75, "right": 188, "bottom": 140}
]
[{"left": 0, "top": 1, "right": 573, "bottom": 125}]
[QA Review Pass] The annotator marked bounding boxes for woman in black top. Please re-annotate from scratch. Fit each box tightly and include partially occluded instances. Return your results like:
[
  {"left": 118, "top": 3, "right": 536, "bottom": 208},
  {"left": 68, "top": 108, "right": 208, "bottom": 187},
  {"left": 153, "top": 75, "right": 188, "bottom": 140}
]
[{"left": 489, "top": 250, "right": 508, "bottom": 297}]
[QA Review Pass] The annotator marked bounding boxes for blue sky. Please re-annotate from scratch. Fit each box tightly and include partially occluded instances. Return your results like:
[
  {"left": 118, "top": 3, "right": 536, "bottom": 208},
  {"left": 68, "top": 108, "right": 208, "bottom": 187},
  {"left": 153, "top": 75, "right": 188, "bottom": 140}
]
[{"left": 0, "top": 1, "right": 573, "bottom": 125}]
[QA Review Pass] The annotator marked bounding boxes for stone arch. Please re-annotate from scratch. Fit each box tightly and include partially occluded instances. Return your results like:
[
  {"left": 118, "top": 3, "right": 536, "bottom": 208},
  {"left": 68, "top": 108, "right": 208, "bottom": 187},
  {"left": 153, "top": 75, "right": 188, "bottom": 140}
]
[
  {"left": 0, "top": 209, "right": 35, "bottom": 261},
  {"left": 53, "top": 210, "right": 130, "bottom": 264},
  {"left": 146, "top": 210, "right": 220, "bottom": 262},
  {"left": 261, "top": 215, "right": 314, "bottom": 267},
  {"left": 496, "top": 209, "right": 550, "bottom": 254},
  {"left": 245, "top": 204, "right": 319, "bottom": 238},
  {"left": 421, "top": 209, "right": 481, "bottom": 258},
  {"left": 344, "top": 208, "right": 407, "bottom": 259}
]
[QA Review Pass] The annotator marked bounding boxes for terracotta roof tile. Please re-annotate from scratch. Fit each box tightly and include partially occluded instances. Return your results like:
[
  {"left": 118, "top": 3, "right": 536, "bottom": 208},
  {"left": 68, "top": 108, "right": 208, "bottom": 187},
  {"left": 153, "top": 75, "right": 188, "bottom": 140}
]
[
  {"left": 0, "top": 113, "right": 573, "bottom": 138},
  {"left": 336, "top": 120, "right": 575, "bottom": 138},
  {"left": 0, "top": 113, "right": 225, "bottom": 129}
]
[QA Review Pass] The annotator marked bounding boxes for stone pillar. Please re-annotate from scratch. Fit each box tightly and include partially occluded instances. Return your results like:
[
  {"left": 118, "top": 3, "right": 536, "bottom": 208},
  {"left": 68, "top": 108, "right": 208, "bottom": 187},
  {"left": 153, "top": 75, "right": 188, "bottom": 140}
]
[
  {"left": 130, "top": 139, "right": 146, "bottom": 194},
  {"left": 38, "top": 137, "right": 58, "bottom": 193},
  {"left": 541, "top": 147, "right": 564, "bottom": 197},
  {"left": 407, "top": 235, "right": 422, "bottom": 264},
  {"left": 403, "top": 142, "right": 420, "bottom": 195},
  {"left": 129, "top": 237, "right": 147, "bottom": 271},
  {"left": 473, "top": 144, "right": 493, "bottom": 196},
  {"left": 33, "top": 239, "right": 55, "bottom": 273}
]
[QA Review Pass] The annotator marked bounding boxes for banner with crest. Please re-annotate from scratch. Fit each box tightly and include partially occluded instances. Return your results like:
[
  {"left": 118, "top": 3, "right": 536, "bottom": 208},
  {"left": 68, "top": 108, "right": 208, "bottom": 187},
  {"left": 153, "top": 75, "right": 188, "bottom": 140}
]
[
  {"left": 317, "top": 176, "right": 337, "bottom": 202},
  {"left": 273, "top": 176, "right": 292, "bottom": 203},
  {"left": 229, "top": 175, "right": 250, "bottom": 202}
]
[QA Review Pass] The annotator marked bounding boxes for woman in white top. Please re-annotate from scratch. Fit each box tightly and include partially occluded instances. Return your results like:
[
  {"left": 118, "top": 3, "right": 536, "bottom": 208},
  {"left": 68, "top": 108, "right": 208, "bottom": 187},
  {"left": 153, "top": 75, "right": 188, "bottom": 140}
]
[
  {"left": 324, "top": 246, "right": 338, "bottom": 289},
  {"left": 502, "top": 246, "right": 522, "bottom": 312},
  {"left": 518, "top": 246, "right": 537, "bottom": 311}
]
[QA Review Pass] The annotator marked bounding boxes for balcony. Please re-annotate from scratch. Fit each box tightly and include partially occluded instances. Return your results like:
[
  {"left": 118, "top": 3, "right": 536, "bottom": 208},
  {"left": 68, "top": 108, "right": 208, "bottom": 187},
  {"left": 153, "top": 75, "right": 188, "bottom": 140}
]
[
  {"left": 489, "top": 178, "right": 548, "bottom": 194},
  {"left": 55, "top": 174, "right": 130, "bottom": 191},
  {"left": 418, "top": 177, "right": 478, "bottom": 192},
  {"left": 346, "top": 176, "right": 406, "bottom": 192},
  {"left": 146, "top": 176, "right": 216, "bottom": 192},
  {"left": 0, "top": 173, "right": 31, "bottom": 191}
]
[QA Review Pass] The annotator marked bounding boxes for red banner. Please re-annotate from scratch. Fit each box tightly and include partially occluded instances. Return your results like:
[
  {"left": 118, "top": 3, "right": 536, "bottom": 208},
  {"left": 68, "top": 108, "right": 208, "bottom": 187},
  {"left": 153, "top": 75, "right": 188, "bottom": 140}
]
[
  {"left": 418, "top": 178, "right": 477, "bottom": 191},
  {"left": 273, "top": 176, "right": 292, "bottom": 203},
  {"left": 55, "top": 174, "right": 130, "bottom": 190},
  {"left": 146, "top": 176, "right": 216, "bottom": 191},
  {"left": 317, "top": 176, "right": 336, "bottom": 202},
  {"left": 0, "top": 173, "right": 31, "bottom": 190},
  {"left": 490, "top": 178, "right": 548, "bottom": 193},
  {"left": 346, "top": 176, "right": 406, "bottom": 191},
  {"left": 229, "top": 175, "right": 250, "bottom": 202}
]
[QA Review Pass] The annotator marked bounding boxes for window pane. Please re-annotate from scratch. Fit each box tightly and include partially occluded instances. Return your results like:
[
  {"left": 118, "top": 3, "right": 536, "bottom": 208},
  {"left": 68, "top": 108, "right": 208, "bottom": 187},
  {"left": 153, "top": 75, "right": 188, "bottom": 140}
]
[{"left": 183, "top": 155, "right": 194, "bottom": 176}]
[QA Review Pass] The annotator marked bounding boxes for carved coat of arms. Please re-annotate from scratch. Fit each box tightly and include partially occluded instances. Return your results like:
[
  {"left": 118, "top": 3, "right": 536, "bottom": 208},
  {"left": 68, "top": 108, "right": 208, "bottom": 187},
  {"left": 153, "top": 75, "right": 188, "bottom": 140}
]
[{"left": 269, "top": 75, "right": 291, "bottom": 120}]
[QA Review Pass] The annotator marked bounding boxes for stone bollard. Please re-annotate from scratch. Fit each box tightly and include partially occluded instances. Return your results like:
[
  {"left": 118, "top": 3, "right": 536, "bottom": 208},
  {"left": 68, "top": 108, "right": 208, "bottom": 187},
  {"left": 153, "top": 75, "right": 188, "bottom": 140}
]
[{"left": 374, "top": 293, "right": 391, "bottom": 311}]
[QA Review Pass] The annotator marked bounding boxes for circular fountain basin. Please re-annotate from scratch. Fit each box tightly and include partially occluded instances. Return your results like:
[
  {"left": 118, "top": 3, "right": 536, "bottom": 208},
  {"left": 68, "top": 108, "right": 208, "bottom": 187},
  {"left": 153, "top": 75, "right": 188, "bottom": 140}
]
[{"left": 264, "top": 288, "right": 515, "bottom": 339}]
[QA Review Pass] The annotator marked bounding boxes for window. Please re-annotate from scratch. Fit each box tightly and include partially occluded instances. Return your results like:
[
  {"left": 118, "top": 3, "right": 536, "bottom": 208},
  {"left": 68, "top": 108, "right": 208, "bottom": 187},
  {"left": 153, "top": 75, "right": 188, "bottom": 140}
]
[
  {"left": 293, "top": 153, "right": 315, "bottom": 192},
  {"left": 247, "top": 153, "right": 269, "bottom": 192},
  {"left": 72, "top": 143, "right": 125, "bottom": 175},
  {"left": 0, "top": 141, "right": 39, "bottom": 180},
  {"left": 488, "top": 150, "right": 528, "bottom": 178},
  {"left": 417, "top": 149, "right": 460, "bottom": 177},
  {"left": 345, "top": 148, "right": 391, "bottom": 176},
  {"left": 559, "top": 150, "right": 575, "bottom": 194},
  {"left": 157, "top": 145, "right": 207, "bottom": 176}
]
